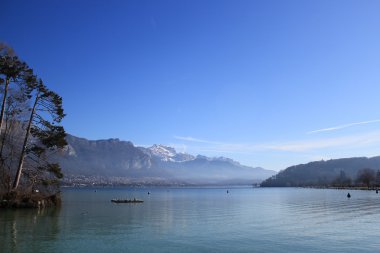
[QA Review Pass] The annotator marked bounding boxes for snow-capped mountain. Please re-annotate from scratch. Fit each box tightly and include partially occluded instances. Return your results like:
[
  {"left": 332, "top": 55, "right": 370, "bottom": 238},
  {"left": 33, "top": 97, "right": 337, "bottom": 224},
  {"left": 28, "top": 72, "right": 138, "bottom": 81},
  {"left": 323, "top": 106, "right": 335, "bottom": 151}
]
[
  {"left": 147, "top": 144, "right": 195, "bottom": 162},
  {"left": 55, "top": 134, "right": 277, "bottom": 184}
]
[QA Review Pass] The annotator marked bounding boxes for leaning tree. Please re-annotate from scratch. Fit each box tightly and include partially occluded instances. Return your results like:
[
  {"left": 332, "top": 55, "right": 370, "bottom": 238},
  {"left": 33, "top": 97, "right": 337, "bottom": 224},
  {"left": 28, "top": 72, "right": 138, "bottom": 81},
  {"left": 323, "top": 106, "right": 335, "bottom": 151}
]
[
  {"left": 0, "top": 43, "right": 66, "bottom": 196},
  {"left": 12, "top": 80, "right": 67, "bottom": 192},
  {"left": 0, "top": 45, "right": 36, "bottom": 192},
  {"left": 0, "top": 45, "right": 34, "bottom": 137}
]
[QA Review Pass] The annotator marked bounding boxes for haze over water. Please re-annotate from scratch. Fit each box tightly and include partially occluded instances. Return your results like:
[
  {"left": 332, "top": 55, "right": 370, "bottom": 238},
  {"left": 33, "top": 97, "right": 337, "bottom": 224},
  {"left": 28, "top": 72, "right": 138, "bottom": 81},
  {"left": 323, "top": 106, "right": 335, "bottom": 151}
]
[{"left": 1, "top": 187, "right": 380, "bottom": 253}]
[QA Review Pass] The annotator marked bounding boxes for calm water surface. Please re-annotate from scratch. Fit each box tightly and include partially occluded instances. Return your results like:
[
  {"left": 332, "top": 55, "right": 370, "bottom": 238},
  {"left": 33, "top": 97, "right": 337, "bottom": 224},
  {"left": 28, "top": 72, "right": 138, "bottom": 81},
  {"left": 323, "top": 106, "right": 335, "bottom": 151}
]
[{"left": 1, "top": 187, "right": 380, "bottom": 253}]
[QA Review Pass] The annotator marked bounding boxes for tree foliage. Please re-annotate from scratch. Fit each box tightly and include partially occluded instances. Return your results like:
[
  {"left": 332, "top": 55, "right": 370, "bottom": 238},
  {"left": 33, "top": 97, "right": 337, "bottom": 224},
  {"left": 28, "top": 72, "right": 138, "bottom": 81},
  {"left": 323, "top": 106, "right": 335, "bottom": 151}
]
[
  {"left": 376, "top": 170, "right": 380, "bottom": 187},
  {"left": 261, "top": 157, "right": 380, "bottom": 188},
  {"left": 332, "top": 170, "right": 352, "bottom": 187},
  {"left": 0, "top": 43, "right": 66, "bottom": 196},
  {"left": 356, "top": 168, "right": 376, "bottom": 189}
]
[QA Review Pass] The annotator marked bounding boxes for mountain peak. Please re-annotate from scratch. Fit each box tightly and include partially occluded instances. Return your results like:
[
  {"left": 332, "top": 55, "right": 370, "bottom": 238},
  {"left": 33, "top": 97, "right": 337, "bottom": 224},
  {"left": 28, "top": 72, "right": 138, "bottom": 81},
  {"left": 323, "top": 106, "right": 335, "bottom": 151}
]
[
  {"left": 148, "top": 144, "right": 177, "bottom": 161},
  {"left": 56, "top": 135, "right": 277, "bottom": 185},
  {"left": 147, "top": 144, "right": 195, "bottom": 162}
]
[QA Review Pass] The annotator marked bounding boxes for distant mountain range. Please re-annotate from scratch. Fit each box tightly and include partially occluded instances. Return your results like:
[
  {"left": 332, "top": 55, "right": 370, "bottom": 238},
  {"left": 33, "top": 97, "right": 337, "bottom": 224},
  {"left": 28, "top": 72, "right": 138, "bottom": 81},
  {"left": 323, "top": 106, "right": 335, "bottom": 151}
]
[
  {"left": 54, "top": 134, "right": 276, "bottom": 185},
  {"left": 261, "top": 156, "right": 380, "bottom": 187}
]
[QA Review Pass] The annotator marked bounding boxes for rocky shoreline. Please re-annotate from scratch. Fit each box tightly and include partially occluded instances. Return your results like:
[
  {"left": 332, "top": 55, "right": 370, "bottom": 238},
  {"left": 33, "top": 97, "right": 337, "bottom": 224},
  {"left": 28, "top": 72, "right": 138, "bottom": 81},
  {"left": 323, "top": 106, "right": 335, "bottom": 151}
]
[{"left": 0, "top": 192, "right": 61, "bottom": 208}]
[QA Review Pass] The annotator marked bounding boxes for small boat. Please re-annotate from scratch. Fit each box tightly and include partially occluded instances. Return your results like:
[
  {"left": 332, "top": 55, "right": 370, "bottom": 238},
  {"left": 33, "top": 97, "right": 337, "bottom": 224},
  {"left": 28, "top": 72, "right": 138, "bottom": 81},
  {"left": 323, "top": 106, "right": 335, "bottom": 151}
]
[{"left": 111, "top": 199, "right": 144, "bottom": 203}]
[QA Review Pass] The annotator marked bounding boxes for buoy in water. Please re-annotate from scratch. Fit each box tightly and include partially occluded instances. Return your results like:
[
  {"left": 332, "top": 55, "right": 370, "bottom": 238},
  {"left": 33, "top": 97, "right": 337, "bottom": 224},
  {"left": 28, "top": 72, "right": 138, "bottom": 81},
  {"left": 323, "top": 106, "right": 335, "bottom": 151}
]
[
  {"left": 376, "top": 189, "right": 378, "bottom": 194},
  {"left": 347, "top": 193, "right": 351, "bottom": 198},
  {"left": 227, "top": 190, "right": 229, "bottom": 194}
]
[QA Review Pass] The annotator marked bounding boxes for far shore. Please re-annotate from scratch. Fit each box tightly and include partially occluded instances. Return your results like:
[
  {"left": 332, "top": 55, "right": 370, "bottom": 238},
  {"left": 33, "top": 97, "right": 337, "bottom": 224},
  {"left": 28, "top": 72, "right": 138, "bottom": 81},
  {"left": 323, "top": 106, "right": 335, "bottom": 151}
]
[{"left": 303, "top": 186, "right": 379, "bottom": 191}]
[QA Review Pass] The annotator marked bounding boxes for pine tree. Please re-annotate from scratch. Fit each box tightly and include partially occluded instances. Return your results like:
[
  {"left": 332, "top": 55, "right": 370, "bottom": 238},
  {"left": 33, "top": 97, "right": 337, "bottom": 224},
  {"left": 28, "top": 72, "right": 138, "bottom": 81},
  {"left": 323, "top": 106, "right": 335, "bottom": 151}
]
[
  {"left": 0, "top": 42, "right": 66, "bottom": 199},
  {"left": 0, "top": 45, "right": 34, "bottom": 137},
  {"left": 12, "top": 81, "right": 67, "bottom": 191}
]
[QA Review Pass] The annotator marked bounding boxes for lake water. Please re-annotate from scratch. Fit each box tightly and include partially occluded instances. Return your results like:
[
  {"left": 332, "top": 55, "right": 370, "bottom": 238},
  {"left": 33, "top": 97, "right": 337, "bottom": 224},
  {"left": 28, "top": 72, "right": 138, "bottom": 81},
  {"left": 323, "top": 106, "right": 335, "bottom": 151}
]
[{"left": 1, "top": 187, "right": 380, "bottom": 253}]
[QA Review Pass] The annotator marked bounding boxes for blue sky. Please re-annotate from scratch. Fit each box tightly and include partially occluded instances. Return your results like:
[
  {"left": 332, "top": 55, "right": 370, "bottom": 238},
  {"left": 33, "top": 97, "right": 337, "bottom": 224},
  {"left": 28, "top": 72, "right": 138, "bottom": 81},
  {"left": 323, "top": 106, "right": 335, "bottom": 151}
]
[{"left": 2, "top": 0, "right": 380, "bottom": 171}]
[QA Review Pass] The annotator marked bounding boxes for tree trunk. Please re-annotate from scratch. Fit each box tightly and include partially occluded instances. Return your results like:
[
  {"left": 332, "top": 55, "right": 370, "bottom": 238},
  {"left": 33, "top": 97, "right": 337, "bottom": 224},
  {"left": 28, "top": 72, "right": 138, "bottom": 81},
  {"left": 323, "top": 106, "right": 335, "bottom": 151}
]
[
  {"left": 12, "top": 94, "right": 39, "bottom": 190},
  {"left": 0, "top": 112, "right": 10, "bottom": 191},
  {"left": 0, "top": 78, "right": 10, "bottom": 137}
]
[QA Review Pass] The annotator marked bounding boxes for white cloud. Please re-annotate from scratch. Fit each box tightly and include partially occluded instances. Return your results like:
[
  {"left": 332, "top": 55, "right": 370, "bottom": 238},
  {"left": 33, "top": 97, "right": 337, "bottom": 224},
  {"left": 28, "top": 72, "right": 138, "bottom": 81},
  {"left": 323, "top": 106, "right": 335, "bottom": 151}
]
[
  {"left": 307, "top": 119, "right": 380, "bottom": 134},
  {"left": 170, "top": 132, "right": 380, "bottom": 171},
  {"left": 174, "top": 131, "right": 380, "bottom": 154},
  {"left": 168, "top": 143, "right": 188, "bottom": 153},
  {"left": 268, "top": 132, "right": 380, "bottom": 152},
  {"left": 173, "top": 135, "right": 220, "bottom": 144}
]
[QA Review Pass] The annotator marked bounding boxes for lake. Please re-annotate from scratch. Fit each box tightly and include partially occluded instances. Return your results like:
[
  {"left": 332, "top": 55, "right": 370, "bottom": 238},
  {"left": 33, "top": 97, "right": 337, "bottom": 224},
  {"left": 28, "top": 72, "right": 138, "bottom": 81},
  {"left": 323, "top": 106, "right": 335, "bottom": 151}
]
[{"left": 1, "top": 187, "right": 380, "bottom": 253}]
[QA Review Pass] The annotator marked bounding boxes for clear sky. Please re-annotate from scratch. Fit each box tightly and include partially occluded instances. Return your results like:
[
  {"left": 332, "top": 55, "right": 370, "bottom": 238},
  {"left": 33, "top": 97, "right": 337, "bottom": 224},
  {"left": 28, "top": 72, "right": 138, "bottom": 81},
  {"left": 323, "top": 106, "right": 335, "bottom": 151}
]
[{"left": 2, "top": 0, "right": 380, "bottom": 171}]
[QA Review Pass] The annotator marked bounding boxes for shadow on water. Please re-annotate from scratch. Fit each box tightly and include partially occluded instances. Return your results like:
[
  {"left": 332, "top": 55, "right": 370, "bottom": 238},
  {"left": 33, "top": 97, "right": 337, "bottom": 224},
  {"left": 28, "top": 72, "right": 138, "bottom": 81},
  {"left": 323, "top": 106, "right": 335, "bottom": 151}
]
[{"left": 0, "top": 207, "right": 61, "bottom": 253}]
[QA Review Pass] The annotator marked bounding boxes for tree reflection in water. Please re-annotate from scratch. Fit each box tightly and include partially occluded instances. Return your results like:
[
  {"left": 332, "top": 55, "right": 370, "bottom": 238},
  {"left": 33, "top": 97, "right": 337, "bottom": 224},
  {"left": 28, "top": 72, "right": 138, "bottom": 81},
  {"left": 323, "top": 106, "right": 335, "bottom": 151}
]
[{"left": 1, "top": 207, "right": 61, "bottom": 253}]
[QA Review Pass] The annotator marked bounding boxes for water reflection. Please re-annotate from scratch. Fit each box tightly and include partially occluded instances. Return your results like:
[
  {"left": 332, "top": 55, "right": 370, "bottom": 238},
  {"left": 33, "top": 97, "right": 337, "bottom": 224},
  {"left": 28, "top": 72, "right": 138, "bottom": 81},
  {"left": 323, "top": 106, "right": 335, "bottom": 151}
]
[
  {"left": 2, "top": 188, "right": 380, "bottom": 253},
  {"left": 0, "top": 207, "right": 61, "bottom": 253},
  {"left": 279, "top": 189, "right": 380, "bottom": 220}
]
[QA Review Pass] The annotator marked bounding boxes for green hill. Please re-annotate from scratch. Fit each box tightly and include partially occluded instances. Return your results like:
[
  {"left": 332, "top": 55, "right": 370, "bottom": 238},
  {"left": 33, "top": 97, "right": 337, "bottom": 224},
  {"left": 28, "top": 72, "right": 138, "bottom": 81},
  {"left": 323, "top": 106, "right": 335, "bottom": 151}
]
[{"left": 261, "top": 156, "right": 380, "bottom": 187}]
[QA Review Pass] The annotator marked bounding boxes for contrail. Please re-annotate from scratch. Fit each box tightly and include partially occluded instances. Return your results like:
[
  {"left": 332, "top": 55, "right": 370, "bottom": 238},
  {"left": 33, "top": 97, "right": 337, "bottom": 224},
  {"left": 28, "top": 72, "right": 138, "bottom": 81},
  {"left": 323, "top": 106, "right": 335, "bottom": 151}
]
[{"left": 308, "top": 119, "right": 380, "bottom": 134}]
